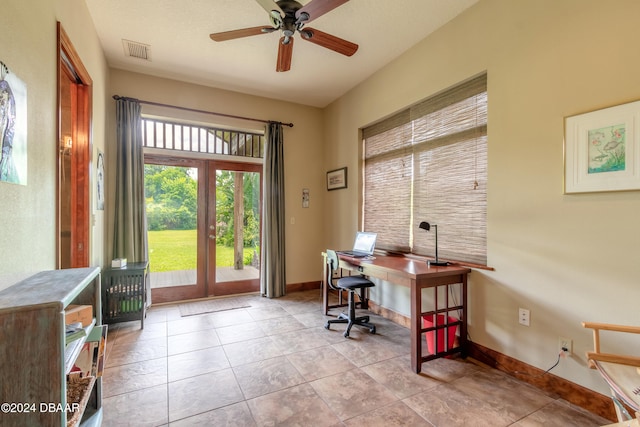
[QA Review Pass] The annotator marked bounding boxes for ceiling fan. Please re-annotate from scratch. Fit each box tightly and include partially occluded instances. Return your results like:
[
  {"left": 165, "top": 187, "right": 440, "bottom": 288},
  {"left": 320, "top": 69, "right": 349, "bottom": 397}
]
[{"left": 209, "top": 0, "right": 358, "bottom": 72}]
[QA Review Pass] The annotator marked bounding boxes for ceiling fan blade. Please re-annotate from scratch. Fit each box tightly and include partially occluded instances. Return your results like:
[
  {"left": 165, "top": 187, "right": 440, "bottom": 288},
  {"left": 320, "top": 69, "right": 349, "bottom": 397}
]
[
  {"left": 210, "top": 26, "right": 275, "bottom": 42},
  {"left": 276, "top": 36, "right": 294, "bottom": 72},
  {"left": 300, "top": 28, "right": 358, "bottom": 56},
  {"left": 296, "top": 0, "right": 349, "bottom": 24}
]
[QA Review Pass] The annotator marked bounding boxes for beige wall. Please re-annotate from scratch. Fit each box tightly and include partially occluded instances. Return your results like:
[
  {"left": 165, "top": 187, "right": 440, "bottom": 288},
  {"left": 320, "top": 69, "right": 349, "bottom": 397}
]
[
  {"left": 108, "top": 69, "right": 325, "bottom": 285},
  {"left": 323, "top": 0, "right": 640, "bottom": 394},
  {"left": 0, "top": 0, "right": 109, "bottom": 288}
]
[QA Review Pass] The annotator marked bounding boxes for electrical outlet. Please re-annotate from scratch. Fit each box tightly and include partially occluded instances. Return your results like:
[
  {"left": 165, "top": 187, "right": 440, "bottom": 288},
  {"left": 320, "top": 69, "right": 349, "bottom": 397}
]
[
  {"left": 559, "top": 337, "right": 573, "bottom": 356},
  {"left": 518, "top": 308, "right": 530, "bottom": 326}
]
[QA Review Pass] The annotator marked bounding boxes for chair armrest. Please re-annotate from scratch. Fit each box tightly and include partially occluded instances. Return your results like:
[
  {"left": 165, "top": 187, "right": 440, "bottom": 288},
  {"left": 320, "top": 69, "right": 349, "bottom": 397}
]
[
  {"left": 585, "top": 352, "right": 640, "bottom": 369},
  {"left": 583, "top": 322, "right": 640, "bottom": 335},
  {"left": 583, "top": 321, "right": 640, "bottom": 369}
]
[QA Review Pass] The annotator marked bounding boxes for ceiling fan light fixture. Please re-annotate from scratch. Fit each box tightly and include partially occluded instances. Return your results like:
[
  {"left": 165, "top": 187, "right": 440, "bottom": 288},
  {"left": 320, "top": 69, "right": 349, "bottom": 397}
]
[
  {"left": 300, "top": 30, "right": 313, "bottom": 40},
  {"left": 295, "top": 11, "right": 310, "bottom": 26},
  {"left": 269, "top": 10, "right": 283, "bottom": 28}
]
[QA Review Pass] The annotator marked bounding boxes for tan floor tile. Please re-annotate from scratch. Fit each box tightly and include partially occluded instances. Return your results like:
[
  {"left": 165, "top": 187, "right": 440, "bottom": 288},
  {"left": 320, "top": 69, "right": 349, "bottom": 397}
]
[
  {"left": 514, "top": 399, "right": 611, "bottom": 426},
  {"left": 170, "top": 401, "right": 257, "bottom": 427},
  {"left": 233, "top": 356, "right": 305, "bottom": 399},
  {"left": 168, "top": 345, "right": 230, "bottom": 382},
  {"left": 167, "top": 328, "right": 221, "bottom": 355},
  {"left": 344, "top": 400, "right": 432, "bottom": 426},
  {"left": 106, "top": 335, "right": 167, "bottom": 366},
  {"left": 450, "top": 367, "right": 555, "bottom": 421},
  {"left": 215, "top": 321, "right": 266, "bottom": 345},
  {"left": 360, "top": 355, "right": 441, "bottom": 399},
  {"left": 108, "top": 320, "right": 167, "bottom": 344},
  {"left": 246, "top": 305, "right": 290, "bottom": 321},
  {"left": 168, "top": 369, "right": 244, "bottom": 422},
  {"left": 208, "top": 308, "right": 256, "bottom": 328},
  {"left": 166, "top": 314, "right": 216, "bottom": 336},
  {"left": 310, "top": 368, "right": 397, "bottom": 421},
  {"left": 103, "top": 357, "right": 167, "bottom": 397},
  {"left": 102, "top": 384, "right": 168, "bottom": 426},
  {"left": 331, "top": 333, "right": 401, "bottom": 367},
  {"left": 247, "top": 383, "right": 341, "bottom": 426},
  {"left": 404, "top": 382, "right": 514, "bottom": 427},
  {"left": 279, "top": 299, "right": 323, "bottom": 315},
  {"left": 419, "top": 355, "right": 480, "bottom": 382},
  {"left": 223, "top": 336, "right": 284, "bottom": 367},
  {"left": 256, "top": 315, "right": 307, "bottom": 336},
  {"left": 286, "top": 345, "right": 356, "bottom": 381},
  {"left": 292, "top": 310, "right": 335, "bottom": 328},
  {"left": 270, "top": 328, "right": 331, "bottom": 354}
]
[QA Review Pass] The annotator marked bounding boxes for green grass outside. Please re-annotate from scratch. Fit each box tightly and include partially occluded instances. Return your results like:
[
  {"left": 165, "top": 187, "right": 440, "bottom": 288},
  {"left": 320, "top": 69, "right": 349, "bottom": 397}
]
[{"left": 148, "top": 229, "right": 255, "bottom": 272}]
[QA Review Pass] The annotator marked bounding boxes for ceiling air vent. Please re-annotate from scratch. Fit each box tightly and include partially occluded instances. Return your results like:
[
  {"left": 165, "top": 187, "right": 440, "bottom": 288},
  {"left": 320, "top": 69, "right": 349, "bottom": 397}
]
[{"left": 122, "top": 39, "right": 151, "bottom": 61}]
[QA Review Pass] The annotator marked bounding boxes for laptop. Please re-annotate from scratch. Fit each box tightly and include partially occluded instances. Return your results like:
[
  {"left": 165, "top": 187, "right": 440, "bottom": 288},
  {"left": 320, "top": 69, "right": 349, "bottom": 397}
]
[{"left": 338, "top": 231, "right": 377, "bottom": 257}]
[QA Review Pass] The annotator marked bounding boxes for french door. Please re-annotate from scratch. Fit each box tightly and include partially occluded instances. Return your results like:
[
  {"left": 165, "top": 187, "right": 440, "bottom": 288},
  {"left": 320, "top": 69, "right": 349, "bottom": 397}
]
[
  {"left": 207, "top": 161, "right": 262, "bottom": 296},
  {"left": 147, "top": 155, "right": 262, "bottom": 303}
]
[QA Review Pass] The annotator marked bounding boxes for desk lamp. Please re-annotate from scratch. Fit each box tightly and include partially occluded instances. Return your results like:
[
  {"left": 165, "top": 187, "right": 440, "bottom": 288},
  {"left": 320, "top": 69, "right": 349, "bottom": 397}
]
[{"left": 419, "top": 221, "right": 449, "bottom": 266}]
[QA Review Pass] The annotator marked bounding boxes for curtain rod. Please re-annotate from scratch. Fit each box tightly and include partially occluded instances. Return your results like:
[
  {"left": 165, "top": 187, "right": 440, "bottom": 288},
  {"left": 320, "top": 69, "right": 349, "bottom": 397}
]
[{"left": 112, "top": 95, "right": 294, "bottom": 128}]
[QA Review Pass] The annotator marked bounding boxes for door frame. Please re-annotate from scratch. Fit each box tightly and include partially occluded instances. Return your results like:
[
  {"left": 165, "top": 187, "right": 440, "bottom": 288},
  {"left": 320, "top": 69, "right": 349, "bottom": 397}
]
[{"left": 57, "top": 23, "right": 92, "bottom": 268}]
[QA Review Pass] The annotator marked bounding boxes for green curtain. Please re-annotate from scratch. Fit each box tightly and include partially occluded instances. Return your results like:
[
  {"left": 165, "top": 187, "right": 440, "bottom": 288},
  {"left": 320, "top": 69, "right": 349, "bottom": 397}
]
[
  {"left": 260, "top": 122, "right": 286, "bottom": 298},
  {"left": 113, "top": 97, "right": 149, "bottom": 299}
]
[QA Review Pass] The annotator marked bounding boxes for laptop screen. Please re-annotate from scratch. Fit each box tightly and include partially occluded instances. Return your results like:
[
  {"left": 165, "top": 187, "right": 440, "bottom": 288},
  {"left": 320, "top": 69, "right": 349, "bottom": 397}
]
[{"left": 353, "top": 232, "right": 377, "bottom": 255}]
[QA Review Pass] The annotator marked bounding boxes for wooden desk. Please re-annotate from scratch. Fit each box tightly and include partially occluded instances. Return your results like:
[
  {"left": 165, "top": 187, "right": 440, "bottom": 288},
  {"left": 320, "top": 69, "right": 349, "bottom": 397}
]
[{"left": 322, "top": 253, "right": 471, "bottom": 374}]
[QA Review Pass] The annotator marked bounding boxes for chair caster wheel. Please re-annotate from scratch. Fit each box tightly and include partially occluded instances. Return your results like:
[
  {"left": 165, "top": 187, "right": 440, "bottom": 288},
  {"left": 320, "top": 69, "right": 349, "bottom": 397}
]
[
  {"left": 370, "top": 327, "right": 376, "bottom": 334},
  {"left": 343, "top": 331, "right": 350, "bottom": 338},
  {"left": 324, "top": 323, "right": 330, "bottom": 330}
]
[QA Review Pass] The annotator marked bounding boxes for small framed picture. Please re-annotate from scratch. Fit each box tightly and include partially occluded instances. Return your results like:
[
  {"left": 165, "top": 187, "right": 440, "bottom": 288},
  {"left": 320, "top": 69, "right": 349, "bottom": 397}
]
[
  {"left": 327, "top": 167, "right": 347, "bottom": 191},
  {"left": 96, "top": 150, "right": 105, "bottom": 210},
  {"left": 564, "top": 99, "right": 640, "bottom": 193}
]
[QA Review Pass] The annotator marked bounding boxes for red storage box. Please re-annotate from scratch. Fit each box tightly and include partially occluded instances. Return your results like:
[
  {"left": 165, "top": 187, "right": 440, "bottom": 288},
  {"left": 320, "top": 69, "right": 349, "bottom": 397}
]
[{"left": 422, "top": 314, "right": 458, "bottom": 354}]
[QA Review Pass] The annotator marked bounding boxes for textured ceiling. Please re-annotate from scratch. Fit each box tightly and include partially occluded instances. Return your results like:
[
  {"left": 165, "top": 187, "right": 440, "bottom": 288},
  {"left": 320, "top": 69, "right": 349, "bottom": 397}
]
[{"left": 85, "top": 0, "right": 478, "bottom": 108}]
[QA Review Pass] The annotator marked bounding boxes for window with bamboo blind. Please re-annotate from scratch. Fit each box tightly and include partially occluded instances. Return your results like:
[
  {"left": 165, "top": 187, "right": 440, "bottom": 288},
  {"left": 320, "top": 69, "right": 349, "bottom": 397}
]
[{"left": 362, "top": 74, "right": 487, "bottom": 265}]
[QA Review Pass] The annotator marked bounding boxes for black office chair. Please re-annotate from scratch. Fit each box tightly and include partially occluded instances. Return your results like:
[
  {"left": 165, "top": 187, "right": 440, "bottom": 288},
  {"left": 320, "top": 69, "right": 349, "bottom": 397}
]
[{"left": 324, "top": 249, "right": 376, "bottom": 338}]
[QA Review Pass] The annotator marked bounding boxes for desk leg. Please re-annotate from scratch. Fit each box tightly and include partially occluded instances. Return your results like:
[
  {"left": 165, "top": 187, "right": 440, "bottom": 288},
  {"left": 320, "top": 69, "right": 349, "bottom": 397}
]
[
  {"left": 460, "top": 275, "right": 468, "bottom": 357},
  {"left": 322, "top": 257, "right": 329, "bottom": 315},
  {"left": 410, "top": 279, "right": 421, "bottom": 373}
]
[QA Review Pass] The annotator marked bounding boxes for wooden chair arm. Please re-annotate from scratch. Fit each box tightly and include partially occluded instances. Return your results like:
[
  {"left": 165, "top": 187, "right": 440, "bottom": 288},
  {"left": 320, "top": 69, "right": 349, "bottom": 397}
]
[
  {"left": 583, "top": 321, "right": 640, "bottom": 370},
  {"left": 586, "top": 352, "right": 640, "bottom": 369},
  {"left": 583, "top": 322, "right": 640, "bottom": 335}
]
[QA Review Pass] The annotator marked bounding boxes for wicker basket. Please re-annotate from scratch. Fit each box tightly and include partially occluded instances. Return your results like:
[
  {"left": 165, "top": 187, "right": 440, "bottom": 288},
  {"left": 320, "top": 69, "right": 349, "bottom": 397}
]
[{"left": 66, "top": 374, "right": 95, "bottom": 427}]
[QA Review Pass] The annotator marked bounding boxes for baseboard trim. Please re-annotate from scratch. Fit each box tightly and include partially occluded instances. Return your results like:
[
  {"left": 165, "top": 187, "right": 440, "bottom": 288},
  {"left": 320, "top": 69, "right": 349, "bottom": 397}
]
[
  {"left": 286, "top": 281, "right": 321, "bottom": 293},
  {"left": 366, "top": 301, "right": 616, "bottom": 422}
]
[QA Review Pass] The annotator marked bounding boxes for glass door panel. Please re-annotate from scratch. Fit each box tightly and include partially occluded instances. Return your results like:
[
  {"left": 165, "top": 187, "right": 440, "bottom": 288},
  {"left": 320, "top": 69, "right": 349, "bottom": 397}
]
[
  {"left": 208, "top": 161, "right": 261, "bottom": 296},
  {"left": 146, "top": 156, "right": 206, "bottom": 303}
]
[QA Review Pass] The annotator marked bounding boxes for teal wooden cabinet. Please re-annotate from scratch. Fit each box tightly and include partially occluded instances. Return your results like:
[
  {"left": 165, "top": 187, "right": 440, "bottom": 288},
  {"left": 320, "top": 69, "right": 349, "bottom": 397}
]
[{"left": 0, "top": 267, "right": 104, "bottom": 427}]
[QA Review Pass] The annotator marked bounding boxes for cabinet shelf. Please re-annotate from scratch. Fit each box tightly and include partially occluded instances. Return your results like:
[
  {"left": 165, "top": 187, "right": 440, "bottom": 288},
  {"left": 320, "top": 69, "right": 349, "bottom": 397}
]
[{"left": 64, "top": 319, "right": 97, "bottom": 374}]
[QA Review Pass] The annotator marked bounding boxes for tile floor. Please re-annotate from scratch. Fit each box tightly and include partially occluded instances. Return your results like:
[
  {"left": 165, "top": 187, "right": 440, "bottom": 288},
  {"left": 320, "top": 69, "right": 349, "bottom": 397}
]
[{"left": 102, "top": 290, "right": 611, "bottom": 426}]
